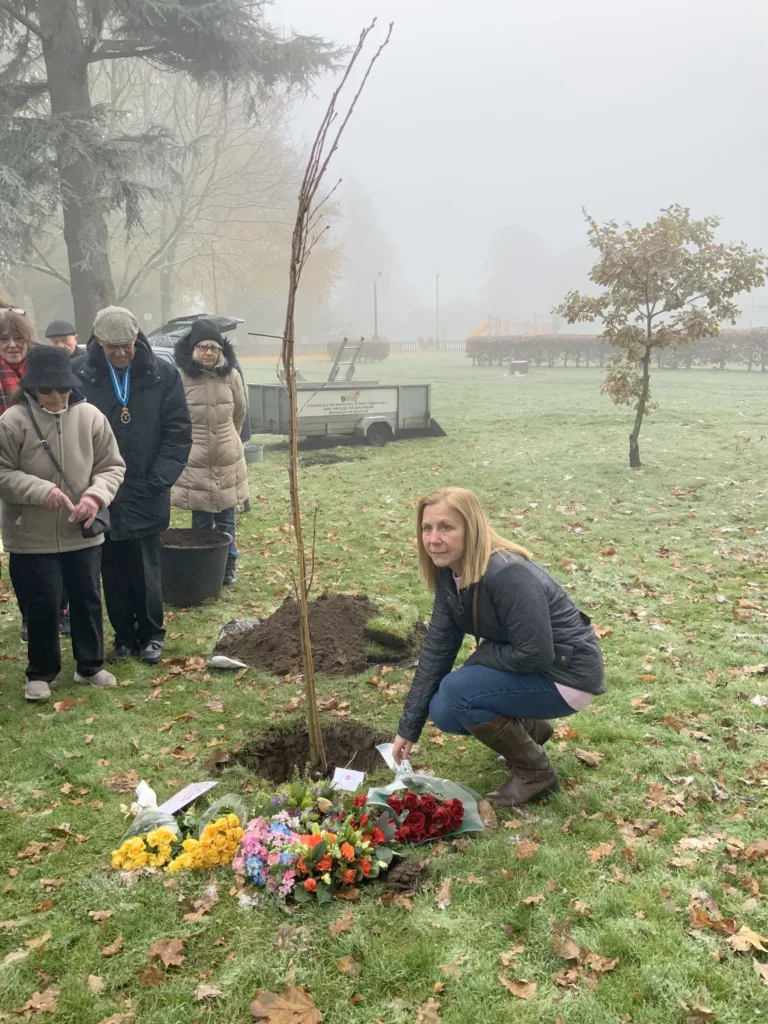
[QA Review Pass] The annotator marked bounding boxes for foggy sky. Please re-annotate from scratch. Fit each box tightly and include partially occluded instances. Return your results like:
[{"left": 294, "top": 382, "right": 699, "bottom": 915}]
[{"left": 272, "top": 0, "right": 768, "bottom": 334}]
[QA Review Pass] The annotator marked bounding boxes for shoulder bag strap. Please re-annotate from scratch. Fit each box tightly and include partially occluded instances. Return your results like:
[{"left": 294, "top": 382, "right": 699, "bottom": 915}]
[
  {"left": 26, "top": 401, "right": 79, "bottom": 500},
  {"left": 472, "top": 582, "right": 480, "bottom": 646}
]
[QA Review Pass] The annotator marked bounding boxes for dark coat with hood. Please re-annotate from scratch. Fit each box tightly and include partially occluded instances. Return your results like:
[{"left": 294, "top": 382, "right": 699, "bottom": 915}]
[
  {"left": 72, "top": 332, "right": 192, "bottom": 540},
  {"left": 170, "top": 325, "right": 248, "bottom": 513},
  {"left": 397, "top": 551, "right": 606, "bottom": 743}
]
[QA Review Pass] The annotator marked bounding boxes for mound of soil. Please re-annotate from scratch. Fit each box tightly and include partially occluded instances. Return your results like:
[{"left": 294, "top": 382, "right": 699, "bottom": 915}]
[
  {"left": 215, "top": 592, "right": 421, "bottom": 677},
  {"left": 236, "top": 719, "right": 388, "bottom": 783},
  {"left": 385, "top": 859, "right": 428, "bottom": 894}
]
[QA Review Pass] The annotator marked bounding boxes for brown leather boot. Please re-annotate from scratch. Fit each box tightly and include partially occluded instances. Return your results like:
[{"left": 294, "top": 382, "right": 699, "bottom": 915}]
[
  {"left": 495, "top": 719, "right": 553, "bottom": 763},
  {"left": 468, "top": 715, "right": 559, "bottom": 806}
]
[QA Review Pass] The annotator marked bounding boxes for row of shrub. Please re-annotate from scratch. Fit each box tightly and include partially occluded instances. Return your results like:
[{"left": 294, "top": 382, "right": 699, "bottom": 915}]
[{"left": 465, "top": 329, "right": 768, "bottom": 371}]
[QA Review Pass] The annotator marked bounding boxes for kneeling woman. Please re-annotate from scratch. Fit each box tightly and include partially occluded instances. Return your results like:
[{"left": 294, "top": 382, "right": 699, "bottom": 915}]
[
  {"left": 0, "top": 347, "right": 126, "bottom": 702},
  {"left": 392, "top": 488, "right": 605, "bottom": 806}
]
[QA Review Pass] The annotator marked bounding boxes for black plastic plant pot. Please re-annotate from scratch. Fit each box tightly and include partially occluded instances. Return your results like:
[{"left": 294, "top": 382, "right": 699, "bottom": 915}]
[{"left": 160, "top": 528, "right": 231, "bottom": 607}]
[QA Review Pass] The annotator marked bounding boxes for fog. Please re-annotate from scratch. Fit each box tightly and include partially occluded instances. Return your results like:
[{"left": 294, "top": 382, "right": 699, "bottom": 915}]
[{"left": 272, "top": 0, "right": 768, "bottom": 340}]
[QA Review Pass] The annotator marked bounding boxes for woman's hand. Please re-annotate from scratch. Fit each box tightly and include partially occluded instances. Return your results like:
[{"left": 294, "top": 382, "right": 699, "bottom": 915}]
[
  {"left": 44, "top": 487, "right": 74, "bottom": 512},
  {"left": 68, "top": 495, "right": 100, "bottom": 528},
  {"left": 392, "top": 735, "right": 413, "bottom": 766}
]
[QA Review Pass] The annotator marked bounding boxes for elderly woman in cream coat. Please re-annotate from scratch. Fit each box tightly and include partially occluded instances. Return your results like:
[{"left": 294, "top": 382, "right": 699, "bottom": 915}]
[{"left": 171, "top": 319, "right": 248, "bottom": 584}]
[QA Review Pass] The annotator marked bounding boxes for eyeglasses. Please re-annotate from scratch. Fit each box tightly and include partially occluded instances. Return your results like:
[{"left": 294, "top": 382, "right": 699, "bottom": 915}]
[
  {"left": 36, "top": 387, "right": 71, "bottom": 396},
  {"left": 196, "top": 343, "right": 221, "bottom": 352},
  {"left": 0, "top": 335, "right": 25, "bottom": 346}
]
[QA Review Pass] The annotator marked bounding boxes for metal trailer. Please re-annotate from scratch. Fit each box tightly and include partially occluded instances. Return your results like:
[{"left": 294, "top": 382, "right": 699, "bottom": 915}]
[{"left": 248, "top": 380, "right": 445, "bottom": 447}]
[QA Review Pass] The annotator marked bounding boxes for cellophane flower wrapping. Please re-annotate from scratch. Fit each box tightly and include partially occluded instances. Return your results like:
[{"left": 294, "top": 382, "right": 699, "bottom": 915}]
[{"left": 365, "top": 773, "right": 486, "bottom": 841}]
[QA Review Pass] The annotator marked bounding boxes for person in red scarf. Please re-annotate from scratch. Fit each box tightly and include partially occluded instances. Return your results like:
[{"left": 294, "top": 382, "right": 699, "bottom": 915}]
[{"left": 0, "top": 306, "right": 34, "bottom": 415}]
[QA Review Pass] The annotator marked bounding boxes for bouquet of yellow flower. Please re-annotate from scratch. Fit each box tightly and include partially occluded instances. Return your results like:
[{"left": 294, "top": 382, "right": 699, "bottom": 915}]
[
  {"left": 166, "top": 814, "right": 244, "bottom": 872},
  {"left": 111, "top": 826, "right": 177, "bottom": 871}
]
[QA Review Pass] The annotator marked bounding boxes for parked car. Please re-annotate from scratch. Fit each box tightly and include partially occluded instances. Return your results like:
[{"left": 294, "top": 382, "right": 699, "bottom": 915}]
[{"left": 147, "top": 313, "right": 243, "bottom": 348}]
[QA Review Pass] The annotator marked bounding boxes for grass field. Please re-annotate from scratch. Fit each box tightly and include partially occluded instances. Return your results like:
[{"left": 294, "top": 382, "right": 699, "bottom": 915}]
[{"left": 1, "top": 354, "right": 767, "bottom": 1023}]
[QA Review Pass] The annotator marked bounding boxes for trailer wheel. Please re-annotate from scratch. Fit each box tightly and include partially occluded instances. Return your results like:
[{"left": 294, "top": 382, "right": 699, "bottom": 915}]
[{"left": 366, "top": 422, "right": 392, "bottom": 447}]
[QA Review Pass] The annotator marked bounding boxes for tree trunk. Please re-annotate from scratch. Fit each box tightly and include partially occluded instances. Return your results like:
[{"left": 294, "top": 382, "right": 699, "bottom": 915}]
[
  {"left": 628, "top": 345, "right": 652, "bottom": 468},
  {"left": 40, "top": 2, "right": 115, "bottom": 337}
]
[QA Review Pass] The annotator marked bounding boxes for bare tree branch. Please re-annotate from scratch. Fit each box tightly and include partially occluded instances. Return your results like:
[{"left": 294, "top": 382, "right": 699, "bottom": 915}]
[{"left": 0, "top": 1, "right": 44, "bottom": 39}]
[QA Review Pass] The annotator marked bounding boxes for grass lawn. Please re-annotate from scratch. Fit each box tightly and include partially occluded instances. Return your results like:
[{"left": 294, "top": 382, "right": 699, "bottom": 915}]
[{"left": 1, "top": 354, "right": 767, "bottom": 1023}]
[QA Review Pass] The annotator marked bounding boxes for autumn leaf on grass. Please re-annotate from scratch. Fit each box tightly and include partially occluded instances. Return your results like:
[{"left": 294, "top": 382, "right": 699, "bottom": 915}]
[
  {"left": 12, "top": 986, "right": 60, "bottom": 1015},
  {"left": 522, "top": 893, "right": 545, "bottom": 905},
  {"left": 337, "top": 956, "right": 360, "bottom": 977},
  {"left": 249, "top": 985, "right": 323, "bottom": 1022},
  {"left": 585, "top": 952, "right": 619, "bottom": 974},
  {"left": 727, "top": 926, "right": 768, "bottom": 952},
  {"left": 101, "top": 935, "right": 124, "bottom": 957},
  {"left": 53, "top": 697, "right": 75, "bottom": 712},
  {"left": 593, "top": 625, "right": 612, "bottom": 639},
  {"left": 514, "top": 840, "right": 540, "bottom": 859},
  {"left": 689, "top": 909, "right": 738, "bottom": 935},
  {"left": 754, "top": 960, "right": 768, "bottom": 987},
  {"left": 415, "top": 998, "right": 441, "bottom": 1023},
  {"left": 551, "top": 927, "right": 582, "bottom": 961},
  {"left": 139, "top": 967, "right": 165, "bottom": 987},
  {"left": 195, "top": 984, "right": 224, "bottom": 1001},
  {"left": 96, "top": 1014, "right": 135, "bottom": 1024},
  {"left": 24, "top": 931, "right": 52, "bottom": 951},
  {"left": 435, "top": 878, "right": 452, "bottom": 910},
  {"left": 2, "top": 949, "right": 30, "bottom": 968},
  {"left": 149, "top": 937, "right": 185, "bottom": 968},
  {"left": 88, "top": 910, "right": 114, "bottom": 922},
  {"left": 328, "top": 910, "right": 354, "bottom": 938},
  {"left": 575, "top": 749, "right": 604, "bottom": 767},
  {"left": 587, "top": 841, "right": 616, "bottom": 864},
  {"left": 88, "top": 975, "right": 104, "bottom": 994},
  {"left": 477, "top": 799, "right": 498, "bottom": 829},
  {"left": 498, "top": 973, "right": 537, "bottom": 1000}
]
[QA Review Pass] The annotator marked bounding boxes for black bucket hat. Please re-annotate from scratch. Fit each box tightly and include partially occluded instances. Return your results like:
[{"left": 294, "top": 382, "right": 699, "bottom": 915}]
[{"left": 20, "top": 345, "right": 80, "bottom": 391}]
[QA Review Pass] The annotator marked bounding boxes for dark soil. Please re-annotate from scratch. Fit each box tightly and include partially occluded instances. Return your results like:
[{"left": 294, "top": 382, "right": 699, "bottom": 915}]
[
  {"left": 215, "top": 592, "right": 422, "bottom": 677},
  {"left": 235, "top": 719, "right": 388, "bottom": 784},
  {"left": 385, "top": 859, "right": 428, "bottom": 894},
  {"left": 161, "top": 528, "right": 231, "bottom": 550}
]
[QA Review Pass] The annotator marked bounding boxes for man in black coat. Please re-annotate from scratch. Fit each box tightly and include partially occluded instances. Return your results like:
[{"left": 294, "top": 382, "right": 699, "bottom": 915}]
[{"left": 72, "top": 306, "right": 192, "bottom": 664}]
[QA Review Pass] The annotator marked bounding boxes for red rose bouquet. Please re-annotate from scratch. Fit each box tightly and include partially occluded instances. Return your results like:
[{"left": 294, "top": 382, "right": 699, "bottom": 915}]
[{"left": 387, "top": 790, "right": 465, "bottom": 843}]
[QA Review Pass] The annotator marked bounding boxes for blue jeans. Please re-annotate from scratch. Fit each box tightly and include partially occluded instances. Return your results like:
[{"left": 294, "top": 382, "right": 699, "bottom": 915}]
[
  {"left": 428, "top": 665, "right": 576, "bottom": 734},
  {"left": 191, "top": 508, "right": 238, "bottom": 559}
]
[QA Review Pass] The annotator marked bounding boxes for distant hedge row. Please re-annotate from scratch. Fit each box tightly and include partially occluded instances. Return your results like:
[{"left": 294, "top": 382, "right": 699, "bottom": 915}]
[
  {"left": 327, "top": 339, "right": 390, "bottom": 362},
  {"left": 466, "top": 329, "right": 768, "bottom": 371}
]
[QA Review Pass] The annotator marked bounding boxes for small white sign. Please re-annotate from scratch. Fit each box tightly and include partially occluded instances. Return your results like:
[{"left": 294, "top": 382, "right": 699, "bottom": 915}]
[
  {"left": 143, "top": 312, "right": 153, "bottom": 322},
  {"left": 331, "top": 767, "right": 366, "bottom": 792},
  {"left": 158, "top": 780, "right": 217, "bottom": 816}
]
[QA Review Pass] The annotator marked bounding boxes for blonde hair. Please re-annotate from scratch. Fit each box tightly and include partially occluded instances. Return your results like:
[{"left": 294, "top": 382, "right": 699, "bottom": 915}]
[{"left": 416, "top": 487, "right": 531, "bottom": 589}]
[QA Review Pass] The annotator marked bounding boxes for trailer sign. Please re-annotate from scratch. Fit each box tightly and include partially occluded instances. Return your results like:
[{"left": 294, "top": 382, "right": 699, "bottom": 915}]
[{"left": 299, "top": 387, "right": 399, "bottom": 418}]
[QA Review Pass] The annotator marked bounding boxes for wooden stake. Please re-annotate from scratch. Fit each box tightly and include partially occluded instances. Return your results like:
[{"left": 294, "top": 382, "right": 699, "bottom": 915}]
[{"left": 280, "top": 19, "right": 393, "bottom": 772}]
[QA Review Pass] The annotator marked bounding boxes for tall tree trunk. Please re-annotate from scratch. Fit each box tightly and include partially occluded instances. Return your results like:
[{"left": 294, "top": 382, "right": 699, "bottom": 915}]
[
  {"left": 628, "top": 345, "right": 652, "bottom": 468},
  {"left": 40, "top": 2, "right": 115, "bottom": 337}
]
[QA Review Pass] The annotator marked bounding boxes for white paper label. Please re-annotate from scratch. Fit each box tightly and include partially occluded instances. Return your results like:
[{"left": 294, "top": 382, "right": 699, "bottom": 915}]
[
  {"left": 331, "top": 767, "right": 366, "bottom": 792},
  {"left": 158, "top": 780, "right": 217, "bottom": 816}
]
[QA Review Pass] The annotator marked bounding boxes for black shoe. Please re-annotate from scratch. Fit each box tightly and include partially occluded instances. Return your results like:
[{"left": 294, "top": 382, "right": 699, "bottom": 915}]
[
  {"left": 223, "top": 556, "right": 238, "bottom": 585},
  {"left": 59, "top": 609, "right": 71, "bottom": 637},
  {"left": 108, "top": 644, "right": 135, "bottom": 663},
  {"left": 20, "top": 621, "right": 28, "bottom": 644},
  {"left": 139, "top": 640, "right": 164, "bottom": 665}
]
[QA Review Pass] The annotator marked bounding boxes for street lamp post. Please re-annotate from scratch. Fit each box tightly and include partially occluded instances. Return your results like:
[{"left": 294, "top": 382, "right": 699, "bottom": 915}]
[
  {"left": 435, "top": 273, "right": 440, "bottom": 350},
  {"left": 373, "top": 275, "right": 379, "bottom": 339}
]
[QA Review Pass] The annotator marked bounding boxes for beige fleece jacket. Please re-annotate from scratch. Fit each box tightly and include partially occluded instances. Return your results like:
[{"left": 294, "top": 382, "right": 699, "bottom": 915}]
[{"left": 0, "top": 398, "right": 125, "bottom": 553}]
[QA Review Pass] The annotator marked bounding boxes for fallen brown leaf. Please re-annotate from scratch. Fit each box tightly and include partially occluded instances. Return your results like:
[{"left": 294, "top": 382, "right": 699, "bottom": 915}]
[
  {"left": 12, "top": 986, "right": 60, "bottom": 1015},
  {"left": 149, "top": 937, "right": 185, "bottom": 968},
  {"left": 585, "top": 952, "right": 619, "bottom": 974},
  {"left": 139, "top": 967, "right": 165, "bottom": 987},
  {"left": 337, "top": 956, "right": 360, "bottom": 977},
  {"left": 249, "top": 985, "right": 323, "bottom": 1022},
  {"left": 53, "top": 697, "right": 75, "bottom": 712},
  {"left": 88, "top": 910, "right": 114, "bottom": 922},
  {"left": 24, "top": 931, "right": 52, "bottom": 951},
  {"left": 587, "top": 841, "right": 616, "bottom": 864},
  {"left": 87, "top": 975, "right": 104, "bottom": 994},
  {"left": 477, "top": 799, "right": 498, "bottom": 829},
  {"left": 415, "top": 997, "right": 441, "bottom": 1023},
  {"left": 498, "top": 973, "right": 537, "bottom": 1000},
  {"left": 101, "top": 935, "right": 124, "bottom": 957},
  {"left": 195, "top": 984, "right": 223, "bottom": 1001},
  {"left": 754, "top": 959, "right": 768, "bottom": 987},
  {"left": 328, "top": 910, "right": 354, "bottom": 938},
  {"left": 727, "top": 926, "right": 768, "bottom": 952},
  {"left": 522, "top": 893, "right": 545, "bottom": 905},
  {"left": 95, "top": 1014, "right": 135, "bottom": 1024},
  {"left": 514, "top": 840, "right": 540, "bottom": 859},
  {"left": 435, "top": 878, "right": 452, "bottom": 911},
  {"left": 575, "top": 749, "right": 604, "bottom": 767}
]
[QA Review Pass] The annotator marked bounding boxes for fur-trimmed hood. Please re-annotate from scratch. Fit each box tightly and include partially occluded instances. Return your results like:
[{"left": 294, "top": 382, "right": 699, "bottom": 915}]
[{"left": 173, "top": 330, "right": 237, "bottom": 379}]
